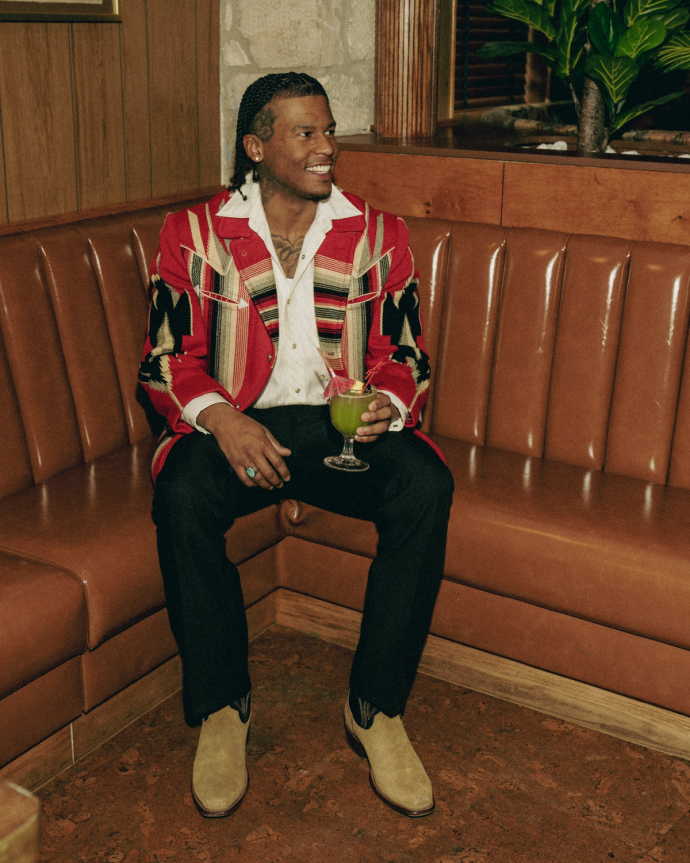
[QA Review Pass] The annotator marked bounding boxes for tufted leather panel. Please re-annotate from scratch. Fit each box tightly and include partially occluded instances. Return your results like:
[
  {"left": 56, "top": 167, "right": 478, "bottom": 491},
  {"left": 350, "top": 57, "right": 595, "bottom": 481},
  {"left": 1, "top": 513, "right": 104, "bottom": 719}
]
[
  {"left": 669, "top": 329, "right": 690, "bottom": 489},
  {"left": 76, "top": 217, "right": 153, "bottom": 444},
  {"left": 0, "top": 235, "right": 82, "bottom": 482},
  {"left": 0, "top": 335, "right": 32, "bottom": 498},
  {"left": 544, "top": 234, "right": 632, "bottom": 470},
  {"left": 36, "top": 227, "right": 129, "bottom": 462},
  {"left": 432, "top": 222, "right": 508, "bottom": 443},
  {"left": 605, "top": 242, "right": 690, "bottom": 483},
  {"left": 0, "top": 551, "right": 86, "bottom": 699},
  {"left": 405, "top": 217, "right": 453, "bottom": 432},
  {"left": 486, "top": 228, "right": 568, "bottom": 457}
]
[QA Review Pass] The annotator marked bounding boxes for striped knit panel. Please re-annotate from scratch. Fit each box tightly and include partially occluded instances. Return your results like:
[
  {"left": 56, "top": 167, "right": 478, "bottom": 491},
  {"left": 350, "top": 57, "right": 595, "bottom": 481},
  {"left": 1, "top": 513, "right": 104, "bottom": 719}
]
[
  {"left": 344, "top": 252, "right": 390, "bottom": 383},
  {"left": 185, "top": 250, "right": 249, "bottom": 400},
  {"left": 314, "top": 252, "right": 355, "bottom": 373},
  {"left": 241, "top": 259, "right": 278, "bottom": 347}
]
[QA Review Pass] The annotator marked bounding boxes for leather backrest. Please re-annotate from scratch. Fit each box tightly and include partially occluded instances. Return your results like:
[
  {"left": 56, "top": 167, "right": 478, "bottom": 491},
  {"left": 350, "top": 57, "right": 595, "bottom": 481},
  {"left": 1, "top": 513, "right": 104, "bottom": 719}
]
[
  {"left": 0, "top": 195, "right": 210, "bottom": 490},
  {"left": 433, "top": 223, "right": 690, "bottom": 486},
  {"left": 405, "top": 217, "right": 453, "bottom": 433}
]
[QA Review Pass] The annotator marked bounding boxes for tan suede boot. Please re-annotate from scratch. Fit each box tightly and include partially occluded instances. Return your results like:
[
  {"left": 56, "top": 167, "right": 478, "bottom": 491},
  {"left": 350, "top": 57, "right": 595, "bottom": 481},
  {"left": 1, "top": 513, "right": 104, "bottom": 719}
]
[
  {"left": 191, "top": 705, "right": 250, "bottom": 818},
  {"left": 344, "top": 699, "right": 434, "bottom": 817}
]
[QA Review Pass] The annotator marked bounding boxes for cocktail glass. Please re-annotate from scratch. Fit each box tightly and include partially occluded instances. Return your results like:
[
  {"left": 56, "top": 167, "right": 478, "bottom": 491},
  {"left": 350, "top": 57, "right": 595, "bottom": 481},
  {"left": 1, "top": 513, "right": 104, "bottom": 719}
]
[{"left": 323, "top": 387, "right": 377, "bottom": 472}]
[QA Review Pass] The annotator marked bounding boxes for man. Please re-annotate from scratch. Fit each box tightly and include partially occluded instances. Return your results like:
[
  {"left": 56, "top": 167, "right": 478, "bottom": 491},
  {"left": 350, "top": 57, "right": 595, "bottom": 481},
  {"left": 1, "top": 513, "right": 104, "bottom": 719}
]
[{"left": 140, "top": 72, "right": 453, "bottom": 820}]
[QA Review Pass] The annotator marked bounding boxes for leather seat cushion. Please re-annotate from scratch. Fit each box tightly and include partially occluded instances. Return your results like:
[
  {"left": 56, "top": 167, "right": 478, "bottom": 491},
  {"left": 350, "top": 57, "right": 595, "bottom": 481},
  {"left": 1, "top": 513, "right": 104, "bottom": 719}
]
[
  {"left": 0, "top": 551, "right": 86, "bottom": 698},
  {"left": 437, "top": 436, "right": 690, "bottom": 651},
  {"left": 0, "top": 438, "right": 284, "bottom": 650}
]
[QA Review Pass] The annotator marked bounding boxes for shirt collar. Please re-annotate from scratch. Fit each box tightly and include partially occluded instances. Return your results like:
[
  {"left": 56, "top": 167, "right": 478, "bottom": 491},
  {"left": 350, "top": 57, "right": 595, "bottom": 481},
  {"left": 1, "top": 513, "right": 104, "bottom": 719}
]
[{"left": 216, "top": 174, "right": 362, "bottom": 231}]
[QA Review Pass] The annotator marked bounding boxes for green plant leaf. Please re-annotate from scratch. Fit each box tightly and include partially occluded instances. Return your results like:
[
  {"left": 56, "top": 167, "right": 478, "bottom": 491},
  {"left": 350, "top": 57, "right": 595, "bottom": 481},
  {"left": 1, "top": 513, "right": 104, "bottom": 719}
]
[
  {"left": 653, "top": 6, "right": 690, "bottom": 30},
  {"left": 544, "top": 0, "right": 557, "bottom": 15},
  {"left": 609, "top": 90, "right": 685, "bottom": 130},
  {"left": 476, "top": 40, "right": 556, "bottom": 62},
  {"left": 585, "top": 54, "right": 640, "bottom": 101},
  {"left": 487, "top": 0, "right": 557, "bottom": 38},
  {"left": 562, "top": 0, "right": 590, "bottom": 18},
  {"left": 555, "top": 12, "right": 587, "bottom": 77},
  {"left": 657, "top": 31, "right": 690, "bottom": 69},
  {"left": 589, "top": 3, "right": 625, "bottom": 55},
  {"left": 623, "top": 0, "right": 683, "bottom": 28},
  {"left": 616, "top": 18, "right": 667, "bottom": 57}
]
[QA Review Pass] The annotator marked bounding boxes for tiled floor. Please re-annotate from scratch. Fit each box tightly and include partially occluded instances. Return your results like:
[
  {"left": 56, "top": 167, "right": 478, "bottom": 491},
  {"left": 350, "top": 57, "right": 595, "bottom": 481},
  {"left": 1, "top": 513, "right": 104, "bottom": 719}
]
[{"left": 37, "top": 627, "right": 690, "bottom": 862}]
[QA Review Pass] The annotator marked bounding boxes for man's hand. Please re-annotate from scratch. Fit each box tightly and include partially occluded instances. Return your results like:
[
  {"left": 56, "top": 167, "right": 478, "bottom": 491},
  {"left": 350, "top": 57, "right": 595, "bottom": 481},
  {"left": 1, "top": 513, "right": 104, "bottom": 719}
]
[
  {"left": 355, "top": 393, "right": 401, "bottom": 443},
  {"left": 198, "top": 403, "right": 291, "bottom": 489}
]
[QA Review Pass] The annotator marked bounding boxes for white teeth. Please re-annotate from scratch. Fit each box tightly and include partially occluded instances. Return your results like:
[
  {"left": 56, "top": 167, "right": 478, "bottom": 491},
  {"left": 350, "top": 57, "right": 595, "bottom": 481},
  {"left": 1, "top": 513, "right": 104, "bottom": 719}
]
[{"left": 307, "top": 165, "right": 331, "bottom": 173}]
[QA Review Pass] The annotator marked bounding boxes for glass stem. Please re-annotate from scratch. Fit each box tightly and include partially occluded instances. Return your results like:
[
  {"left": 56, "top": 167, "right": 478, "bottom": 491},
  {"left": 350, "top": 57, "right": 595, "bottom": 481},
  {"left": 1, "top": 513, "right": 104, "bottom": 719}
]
[{"left": 341, "top": 435, "right": 356, "bottom": 460}]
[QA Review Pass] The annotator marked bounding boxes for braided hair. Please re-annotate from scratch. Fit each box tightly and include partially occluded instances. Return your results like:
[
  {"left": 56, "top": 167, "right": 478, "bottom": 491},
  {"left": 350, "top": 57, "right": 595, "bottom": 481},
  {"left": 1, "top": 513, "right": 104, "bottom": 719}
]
[{"left": 229, "top": 72, "right": 329, "bottom": 197}]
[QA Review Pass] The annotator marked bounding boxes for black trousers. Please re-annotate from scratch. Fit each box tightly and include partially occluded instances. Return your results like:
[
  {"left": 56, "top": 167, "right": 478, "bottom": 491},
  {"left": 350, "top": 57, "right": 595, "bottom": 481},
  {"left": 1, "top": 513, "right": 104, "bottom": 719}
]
[{"left": 152, "top": 405, "right": 454, "bottom": 726}]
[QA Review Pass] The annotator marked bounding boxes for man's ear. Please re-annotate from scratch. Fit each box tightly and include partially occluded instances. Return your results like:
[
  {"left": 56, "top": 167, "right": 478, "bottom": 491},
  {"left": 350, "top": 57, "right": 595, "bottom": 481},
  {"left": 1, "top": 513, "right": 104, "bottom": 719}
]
[{"left": 243, "top": 134, "right": 262, "bottom": 164}]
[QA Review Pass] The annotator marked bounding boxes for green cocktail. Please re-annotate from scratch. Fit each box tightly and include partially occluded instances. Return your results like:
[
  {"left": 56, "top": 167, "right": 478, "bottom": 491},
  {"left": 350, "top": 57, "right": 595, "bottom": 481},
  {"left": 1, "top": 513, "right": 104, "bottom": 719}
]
[{"left": 324, "top": 387, "right": 377, "bottom": 472}]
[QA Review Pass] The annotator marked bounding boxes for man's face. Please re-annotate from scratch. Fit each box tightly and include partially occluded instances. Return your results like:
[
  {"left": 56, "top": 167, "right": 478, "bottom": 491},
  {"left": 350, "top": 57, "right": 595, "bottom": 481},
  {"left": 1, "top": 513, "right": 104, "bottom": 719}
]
[{"left": 245, "top": 95, "right": 338, "bottom": 202}]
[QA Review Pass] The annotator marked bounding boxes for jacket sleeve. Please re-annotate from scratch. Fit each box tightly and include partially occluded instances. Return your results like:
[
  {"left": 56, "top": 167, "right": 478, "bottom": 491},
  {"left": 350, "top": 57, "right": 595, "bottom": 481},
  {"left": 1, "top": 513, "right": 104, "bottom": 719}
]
[
  {"left": 138, "top": 212, "right": 233, "bottom": 433},
  {"left": 365, "top": 216, "right": 431, "bottom": 427}
]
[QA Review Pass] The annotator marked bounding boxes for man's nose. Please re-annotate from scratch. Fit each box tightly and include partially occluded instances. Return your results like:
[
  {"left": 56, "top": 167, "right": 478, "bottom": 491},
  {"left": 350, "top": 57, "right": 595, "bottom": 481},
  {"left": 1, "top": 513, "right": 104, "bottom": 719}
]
[{"left": 315, "top": 132, "right": 335, "bottom": 155}]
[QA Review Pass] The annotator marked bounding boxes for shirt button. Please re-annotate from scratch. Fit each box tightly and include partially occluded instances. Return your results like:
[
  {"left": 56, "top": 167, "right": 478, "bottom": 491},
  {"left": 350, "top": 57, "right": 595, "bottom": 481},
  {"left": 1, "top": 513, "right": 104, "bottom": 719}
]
[
  {"left": 286, "top": 299, "right": 291, "bottom": 305},
  {"left": 301, "top": 255, "right": 305, "bottom": 259},
  {"left": 292, "top": 343, "right": 297, "bottom": 349},
  {"left": 295, "top": 388, "right": 301, "bottom": 393}
]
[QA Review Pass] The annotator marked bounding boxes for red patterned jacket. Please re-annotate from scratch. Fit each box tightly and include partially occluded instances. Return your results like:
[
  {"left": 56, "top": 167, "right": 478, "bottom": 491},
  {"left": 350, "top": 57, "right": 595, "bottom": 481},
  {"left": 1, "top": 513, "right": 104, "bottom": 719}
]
[{"left": 139, "top": 189, "right": 431, "bottom": 480}]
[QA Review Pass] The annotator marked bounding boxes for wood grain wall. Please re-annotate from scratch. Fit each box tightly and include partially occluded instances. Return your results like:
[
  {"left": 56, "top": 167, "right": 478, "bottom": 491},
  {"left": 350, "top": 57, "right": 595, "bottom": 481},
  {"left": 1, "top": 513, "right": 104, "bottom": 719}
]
[
  {"left": 335, "top": 149, "right": 690, "bottom": 246},
  {"left": 0, "top": 0, "right": 220, "bottom": 224}
]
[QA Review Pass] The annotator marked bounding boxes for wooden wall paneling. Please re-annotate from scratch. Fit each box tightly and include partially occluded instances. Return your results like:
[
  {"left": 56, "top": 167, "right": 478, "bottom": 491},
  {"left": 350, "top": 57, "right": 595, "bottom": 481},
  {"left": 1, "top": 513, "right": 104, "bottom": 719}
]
[
  {"left": 334, "top": 151, "right": 504, "bottom": 223},
  {"left": 0, "top": 23, "right": 77, "bottom": 221},
  {"left": 502, "top": 161, "right": 690, "bottom": 246},
  {"left": 118, "top": 0, "right": 152, "bottom": 202},
  {"left": 146, "top": 0, "right": 200, "bottom": 197},
  {"left": 70, "top": 23, "right": 126, "bottom": 210},
  {"left": 0, "top": 122, "right": 7, "bottom": 225},
  {"left": 196, "top": 0, "right": 221, "bottom": 188}
]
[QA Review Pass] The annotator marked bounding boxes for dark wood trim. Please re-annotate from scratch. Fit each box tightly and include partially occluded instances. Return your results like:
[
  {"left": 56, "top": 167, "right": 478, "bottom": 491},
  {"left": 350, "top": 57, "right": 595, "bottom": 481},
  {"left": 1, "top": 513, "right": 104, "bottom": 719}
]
[{"left": 0, "top": 186, "right": 223, "bottom": 237}]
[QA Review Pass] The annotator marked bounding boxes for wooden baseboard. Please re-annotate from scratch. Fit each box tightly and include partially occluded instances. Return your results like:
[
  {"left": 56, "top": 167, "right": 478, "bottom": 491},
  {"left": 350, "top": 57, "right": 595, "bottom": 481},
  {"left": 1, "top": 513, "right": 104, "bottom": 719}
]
[
  {"left": 275, "top": 589, "right": 690, "bottom": 762},
  {"left": 8, "top": 587, "right": 690, "bottom": 792}
]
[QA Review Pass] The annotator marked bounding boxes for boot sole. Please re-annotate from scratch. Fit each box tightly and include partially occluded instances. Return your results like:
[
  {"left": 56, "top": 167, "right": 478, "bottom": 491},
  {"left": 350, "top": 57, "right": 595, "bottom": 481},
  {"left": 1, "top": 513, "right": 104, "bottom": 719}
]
[
  {"left": 344, "top": 723, "right": 435, "bottom": 818},
  {"left": 191, "top": 772, "right": 249, "bottom": 818}
]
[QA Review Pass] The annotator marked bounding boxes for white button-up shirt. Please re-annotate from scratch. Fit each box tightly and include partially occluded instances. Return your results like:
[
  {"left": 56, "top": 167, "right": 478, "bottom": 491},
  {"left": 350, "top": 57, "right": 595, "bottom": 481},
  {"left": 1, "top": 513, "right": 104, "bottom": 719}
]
[{"left": 182, "top": 178, "right": 406, "bottom": 431}]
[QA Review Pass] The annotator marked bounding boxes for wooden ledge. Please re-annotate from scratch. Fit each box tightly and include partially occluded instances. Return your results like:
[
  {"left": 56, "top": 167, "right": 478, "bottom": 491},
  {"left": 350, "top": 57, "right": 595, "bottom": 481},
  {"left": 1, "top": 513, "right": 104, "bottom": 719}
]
[
  {"left": 0, "top": 187, "right": 224, "bottom": 238},
  {"left": 337, "top": 132, "right": 690, "bottom": 174}
]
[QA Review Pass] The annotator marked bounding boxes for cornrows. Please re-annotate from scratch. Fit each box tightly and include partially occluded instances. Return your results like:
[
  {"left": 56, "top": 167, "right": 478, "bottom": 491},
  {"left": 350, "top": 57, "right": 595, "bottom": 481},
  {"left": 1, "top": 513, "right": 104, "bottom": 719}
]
[{"left": 229, "top": 72, "right": 329, "bottom": 198}]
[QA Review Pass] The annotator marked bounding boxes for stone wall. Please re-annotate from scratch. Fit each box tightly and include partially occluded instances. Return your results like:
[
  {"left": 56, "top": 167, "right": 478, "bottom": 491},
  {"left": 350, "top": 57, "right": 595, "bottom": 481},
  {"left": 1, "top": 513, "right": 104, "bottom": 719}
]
[{"left": 220, "top": 0, "right": 375, "bottom": 184}]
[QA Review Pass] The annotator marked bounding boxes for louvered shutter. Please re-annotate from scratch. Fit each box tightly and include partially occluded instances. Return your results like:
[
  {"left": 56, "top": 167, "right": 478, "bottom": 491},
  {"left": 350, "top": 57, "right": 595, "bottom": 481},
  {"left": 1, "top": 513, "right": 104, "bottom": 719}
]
[{"left": 455, "top": 1, "right": 529, "bottom": 110}]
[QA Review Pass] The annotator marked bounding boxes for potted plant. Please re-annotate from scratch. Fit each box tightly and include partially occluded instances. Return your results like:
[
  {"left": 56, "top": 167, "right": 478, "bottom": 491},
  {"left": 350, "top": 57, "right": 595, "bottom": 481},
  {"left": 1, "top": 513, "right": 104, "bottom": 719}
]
[{"left": 477, "top": 0, "right": 690, "bottom": 153}]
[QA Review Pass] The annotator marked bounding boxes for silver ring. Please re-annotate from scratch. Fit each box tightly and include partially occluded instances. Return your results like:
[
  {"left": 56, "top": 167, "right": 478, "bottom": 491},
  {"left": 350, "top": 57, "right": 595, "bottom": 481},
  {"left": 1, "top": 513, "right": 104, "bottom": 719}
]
[{"left": 245, "top": 466, "right": 257, "bottom": 479}]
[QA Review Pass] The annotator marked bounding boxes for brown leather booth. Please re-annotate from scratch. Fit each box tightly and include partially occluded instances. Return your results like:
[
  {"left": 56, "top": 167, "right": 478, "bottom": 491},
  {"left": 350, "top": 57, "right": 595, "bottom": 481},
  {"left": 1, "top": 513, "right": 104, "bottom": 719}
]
[{"left": 2, "top": 193, "right": 690, "bottom": 784}]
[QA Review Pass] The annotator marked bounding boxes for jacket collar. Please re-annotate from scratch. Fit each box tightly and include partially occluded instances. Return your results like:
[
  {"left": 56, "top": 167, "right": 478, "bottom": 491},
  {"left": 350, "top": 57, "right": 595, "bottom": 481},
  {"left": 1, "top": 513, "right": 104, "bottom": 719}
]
[{"left": 213, "top": 175, "right": 365, "bottom": 239}]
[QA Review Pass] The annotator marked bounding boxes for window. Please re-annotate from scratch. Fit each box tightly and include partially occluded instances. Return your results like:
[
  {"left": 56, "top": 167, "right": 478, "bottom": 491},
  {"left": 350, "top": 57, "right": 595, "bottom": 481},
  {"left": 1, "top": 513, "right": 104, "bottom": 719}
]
[{"left": 438, "top": 0, "right": 530, "bottom": 119}]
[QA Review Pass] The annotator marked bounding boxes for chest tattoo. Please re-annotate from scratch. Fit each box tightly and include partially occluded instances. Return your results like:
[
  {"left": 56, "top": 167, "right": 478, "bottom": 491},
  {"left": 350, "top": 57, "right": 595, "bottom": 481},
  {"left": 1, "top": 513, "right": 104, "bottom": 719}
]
[{"left": 272, "top": 233, "right": 305, "bottom": 279}]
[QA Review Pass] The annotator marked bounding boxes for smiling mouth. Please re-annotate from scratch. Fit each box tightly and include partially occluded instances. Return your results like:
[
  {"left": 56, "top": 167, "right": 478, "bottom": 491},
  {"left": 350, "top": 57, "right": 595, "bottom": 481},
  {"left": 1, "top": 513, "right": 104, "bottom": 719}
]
[{"left": 306, "top": 164, "right": 332, "bottom": 175}]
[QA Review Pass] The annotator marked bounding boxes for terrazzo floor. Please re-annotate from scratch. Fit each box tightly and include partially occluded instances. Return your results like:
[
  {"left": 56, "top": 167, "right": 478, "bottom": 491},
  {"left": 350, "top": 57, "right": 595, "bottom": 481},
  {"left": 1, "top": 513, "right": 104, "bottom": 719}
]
[{"left": 36, "top": 626, "right": 690, "bottom": 863}]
